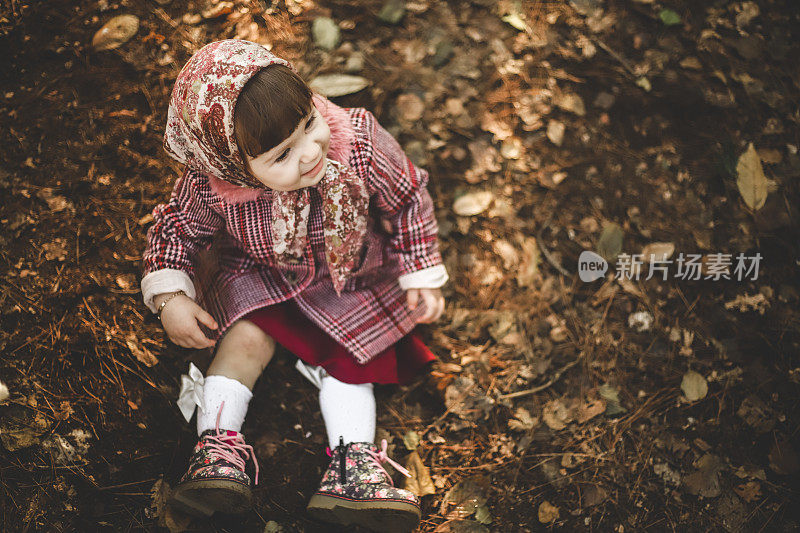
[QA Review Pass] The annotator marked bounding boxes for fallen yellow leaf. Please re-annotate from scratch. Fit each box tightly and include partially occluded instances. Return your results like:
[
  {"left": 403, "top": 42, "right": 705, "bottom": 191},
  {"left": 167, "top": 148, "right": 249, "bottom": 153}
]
[{"left": 404, "top": 450, "right": 436, "bottom": 497}]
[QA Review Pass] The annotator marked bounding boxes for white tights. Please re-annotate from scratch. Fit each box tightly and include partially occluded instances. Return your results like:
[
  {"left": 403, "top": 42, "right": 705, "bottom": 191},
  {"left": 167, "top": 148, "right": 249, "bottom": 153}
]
[{"left": 197, "top": 363, "right": 376, "bottom": 449}]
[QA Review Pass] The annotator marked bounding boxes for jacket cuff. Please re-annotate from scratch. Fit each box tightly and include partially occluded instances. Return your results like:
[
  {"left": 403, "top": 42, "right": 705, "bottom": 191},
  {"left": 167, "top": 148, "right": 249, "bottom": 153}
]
[
  {"left": 141, "top": 269, "right": 197, "bottom": 313},
  {"left": 398, "top": 264, "right": 449, "bottom": 290}
]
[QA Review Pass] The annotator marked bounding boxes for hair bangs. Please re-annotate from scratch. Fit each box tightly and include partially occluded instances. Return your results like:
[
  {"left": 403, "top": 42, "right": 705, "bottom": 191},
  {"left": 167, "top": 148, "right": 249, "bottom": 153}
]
[{"left": 234, "top": 65, "right": 313, "bottom": 158}]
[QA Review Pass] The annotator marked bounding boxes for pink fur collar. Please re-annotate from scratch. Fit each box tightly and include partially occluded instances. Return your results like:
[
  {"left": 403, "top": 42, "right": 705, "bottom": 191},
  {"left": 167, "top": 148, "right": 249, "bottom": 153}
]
[{"left": 205, "top": 95, "right": 357, "bottom": 203}]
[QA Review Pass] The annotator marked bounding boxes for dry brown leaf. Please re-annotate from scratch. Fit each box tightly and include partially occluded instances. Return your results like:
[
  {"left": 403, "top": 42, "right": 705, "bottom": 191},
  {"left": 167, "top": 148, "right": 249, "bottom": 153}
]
[
  {"left": 736, "top": 143, "right": 768, "bottom": 210},
  {"left": 736, "top": 395, "right": 775, "bottom": 433},
  {"left": 681, "top": 371, "right": 708, "bottom": 402},
  {"left": 92, "top": 15, "right": 139, "bottom": 51},
  {"left": 441, "top": 475, "right": 489, "bottom": 518},
  {"left": 733, "top": 481, "right": 761, "bottom": 503},
  {"left": 538, "top": 500, "right": 559, "bottom": 523},
  {"left": 115, "top": 274, "right": 137, "bottom": 290},
  {"left": 537, "top": 171, "right": 568, "bottom": 189},
  {"left": 641, "top": 242, "right": 675, "bottom": 262},
  {"left": 309, "top": 74, "right": 369, "bottom": 97},
  {"left": 396, "top": 93, "right": 425, "bottom": 122},
  {"left": 546, "top": 120, "right": 565, "bottom": 146},
  {"left": 492, "top": 239, "right": 518, "bottom": 270},
  {"left": 577, "top": 398, "right": 606, "bottom": 424},
  {"left": 453, "top": 191, "right": 494, "bottom": 216},
  {"left": 43, "top": 239, "right": 68, "bottom": 261},
  {"left": 125, "top": 334, "right": 159, "bottom": 367},
  {"left": 684, "top": 454, "right": 723, "bottom": 498},
  {"left": 542, "top": 399, "right": 573, "bottom": 430},
  {"left": 581, "top": 484, "right": 608, "bottom": 507},
  {"left": 37, "top": 188, "right": 74, "bottom": 213},
  {"left": 202, "top": 1, "right": 233, "bottom": 19},
  {"left": 679, "top": 57, "right": 702, "bottom": 70},
  {"left": 149, "top": 478, "right": 169, "bottom": 524},
  {"left": 725, "top": 292, "right": 769, "bottom": 314},
  {"left": 54, "top": 400, "right": 74, "bottom": 421},
  {"left": 444, "top": 376, "right": 492, "bottom": 420},
  {"left": 735, "top": 1, "right": 760, "bottom": 28},
  {"left": 516, "top": 237, "right": 539, "bottom": 287},
  {"left": 404, "top": 450, "right": 436, "bottom": 496},
  {"left": 553, "top": 93, "right": 586, "bottom": 116},
  {"left": 508, "top": 407, "right": 538, "bottom": 431},
  {"left": 0, "top": 408, "right": 51, "bottom": 452},
  {"left": 480, "top": 112, "right": 514, "bottom": 141}
]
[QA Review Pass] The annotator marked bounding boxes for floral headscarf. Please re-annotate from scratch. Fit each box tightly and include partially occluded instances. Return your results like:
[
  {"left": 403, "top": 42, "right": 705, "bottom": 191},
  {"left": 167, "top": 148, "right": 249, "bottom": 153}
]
[{"left": 164, "top": 40, "right": 368, "bottom": 294}]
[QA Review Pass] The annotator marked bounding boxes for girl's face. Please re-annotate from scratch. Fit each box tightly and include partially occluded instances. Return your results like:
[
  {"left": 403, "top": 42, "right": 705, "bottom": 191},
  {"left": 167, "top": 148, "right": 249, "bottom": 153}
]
[{"left": 245, "top": 107, "right": 331, "bottom": 191}]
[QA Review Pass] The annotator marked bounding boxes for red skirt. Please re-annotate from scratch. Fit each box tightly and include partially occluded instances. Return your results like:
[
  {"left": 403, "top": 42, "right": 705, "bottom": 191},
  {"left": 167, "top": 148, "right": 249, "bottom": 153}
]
[{"left": 243, "top": 301, "right": 435, "bottom": 385}]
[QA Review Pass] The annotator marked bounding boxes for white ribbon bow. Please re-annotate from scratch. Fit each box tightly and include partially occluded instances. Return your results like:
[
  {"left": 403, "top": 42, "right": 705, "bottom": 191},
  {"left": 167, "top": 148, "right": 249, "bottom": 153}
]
[
  {"left": 294, "top": 359, "right": 328, "bottom": 390},
  {"left": 177, "top": 362, "right": 206, "bottom": 422}
]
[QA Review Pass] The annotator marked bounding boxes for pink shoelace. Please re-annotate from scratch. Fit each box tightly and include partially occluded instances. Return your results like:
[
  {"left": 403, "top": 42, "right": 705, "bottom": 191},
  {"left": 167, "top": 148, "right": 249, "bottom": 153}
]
[
  {"left": 203, "top": 401, "right": 260, "bottom": 484},
  {"left": 365, "top": 439, "right": 411, "bottom": 486},
  {"left": 327, "top": 438, "right": 410, "bottom": 486}
]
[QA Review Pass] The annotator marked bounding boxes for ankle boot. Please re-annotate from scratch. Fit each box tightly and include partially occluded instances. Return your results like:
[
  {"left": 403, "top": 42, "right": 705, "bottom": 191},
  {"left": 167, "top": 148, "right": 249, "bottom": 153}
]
[
  {"left": 170, "top": 406, "right": 259, "bottom": 517},
  {"left": 307, "top": 438, "right": 421, "bottom": 532}
]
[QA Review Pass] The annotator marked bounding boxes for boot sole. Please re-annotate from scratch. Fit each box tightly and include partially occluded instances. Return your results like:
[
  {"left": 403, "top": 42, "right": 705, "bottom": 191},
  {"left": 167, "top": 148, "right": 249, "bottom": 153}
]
[
  {"left": 169, "top": 478, "right": 252, "bottom": 517},
  {"left": 306, "top": 493, "right": 421, "bottom": 532}
]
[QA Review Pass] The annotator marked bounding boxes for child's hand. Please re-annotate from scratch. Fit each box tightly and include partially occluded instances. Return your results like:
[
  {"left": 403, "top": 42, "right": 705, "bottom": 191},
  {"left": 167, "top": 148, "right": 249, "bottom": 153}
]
[
  {"left": 156, "top": 293, "right": 218, "bottom": 349},
  {"left": 406, "top": 288, "right": 445, "bottom": 323}
]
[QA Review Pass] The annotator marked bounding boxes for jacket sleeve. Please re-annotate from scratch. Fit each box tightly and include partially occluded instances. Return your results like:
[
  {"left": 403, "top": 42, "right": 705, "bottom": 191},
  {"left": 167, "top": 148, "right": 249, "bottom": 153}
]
[
  {"left": 141, "top": 168, "right": 224, "bottom": 312},
  {"left": 363, "top": 111, "right": 448, "bottom": 288}
]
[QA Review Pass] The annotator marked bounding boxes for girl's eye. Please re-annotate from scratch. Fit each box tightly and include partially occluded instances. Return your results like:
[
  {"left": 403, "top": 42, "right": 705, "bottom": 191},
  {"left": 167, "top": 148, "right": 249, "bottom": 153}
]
[
  {"left": 305, "top": 114, "right": 316, "bottom": 131},
  {"left": 275, "top": 148, "right": 290, "bottom": 162}
]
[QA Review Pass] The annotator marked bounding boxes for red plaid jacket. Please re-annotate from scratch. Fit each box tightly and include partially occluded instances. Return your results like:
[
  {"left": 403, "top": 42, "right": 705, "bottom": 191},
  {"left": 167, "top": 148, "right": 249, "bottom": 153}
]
[{"left": 142, "top": 106, "right": 445, "bottom": 363}]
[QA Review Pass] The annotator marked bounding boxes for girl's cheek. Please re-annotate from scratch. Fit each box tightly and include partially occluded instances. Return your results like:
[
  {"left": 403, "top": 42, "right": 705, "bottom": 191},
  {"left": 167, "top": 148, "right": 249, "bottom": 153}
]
[{"left": 316, "top": 121, "right": 331, "bottom": 143}]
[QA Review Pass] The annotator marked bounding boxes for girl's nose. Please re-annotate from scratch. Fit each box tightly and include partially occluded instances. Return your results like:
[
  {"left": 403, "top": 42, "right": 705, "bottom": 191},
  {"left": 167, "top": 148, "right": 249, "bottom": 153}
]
[
  {"left": 301, "top": 143, "right": 317, "bottom": 159},
  {"left": 301, "top": 137, "right": 321, "bottom": 162},
  {"left": 301, "top": 147, "right": 321, "bottom": 165}
]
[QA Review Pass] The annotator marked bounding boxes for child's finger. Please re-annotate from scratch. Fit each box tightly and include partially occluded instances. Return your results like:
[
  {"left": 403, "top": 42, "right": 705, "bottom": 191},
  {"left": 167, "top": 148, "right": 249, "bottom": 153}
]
[
  {"left": 406, "top": 289, "right": 419, "bottom": 310},
  {"left": 430, "top": 294, "right": 442, "bottom": 322},
  {"left": 418, "top": 291, "right": 437, "bottom": 323},
  {"left": 429, "top": 295, "right": 444, "bottom": 322},
  {"left": 438, "top": 297, "right": 446, "bottom": 320},
  {"left": 423, "top": 291, "right": 436, "bottom": 323},
  {"left": 199, "top": 337, "right": 216, "bottom": 349},
  {"left": 196, "top": 310, "right": 219, "bottom": 330},
  {"left": 190, "top": 331, "right": 216, "bottom": 349}
]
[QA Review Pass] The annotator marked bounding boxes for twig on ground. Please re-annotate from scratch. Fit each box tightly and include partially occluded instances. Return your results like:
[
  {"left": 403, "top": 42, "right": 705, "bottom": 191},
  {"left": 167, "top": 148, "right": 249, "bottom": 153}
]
[
  {"left": 592, "top": 38, "right": 637, "bottom": 78},
  {"left": 536, "top": 224, "right": 571, "bottom": 278},
  {"left": 97, "top": 479, "right": 158, "bottom": 491},
  {"left": 497, "top": 356, "right": 582, "bottom": 400}
]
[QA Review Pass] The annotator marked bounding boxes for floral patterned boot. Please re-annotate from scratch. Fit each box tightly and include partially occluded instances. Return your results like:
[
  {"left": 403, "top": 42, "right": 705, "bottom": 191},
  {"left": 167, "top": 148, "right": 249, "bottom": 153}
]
[
  {"left": 169, "top": 425, "right": 259, "bottom": 517},
  {"left": 307, "top": 438, "right": 421, "bottom": 532}
]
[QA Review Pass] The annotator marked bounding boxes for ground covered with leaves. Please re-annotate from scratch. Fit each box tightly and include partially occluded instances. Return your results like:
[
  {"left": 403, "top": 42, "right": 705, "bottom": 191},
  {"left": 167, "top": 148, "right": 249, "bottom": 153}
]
[{"left": 1, "top": 0, "right": 799, "bottom": 531}]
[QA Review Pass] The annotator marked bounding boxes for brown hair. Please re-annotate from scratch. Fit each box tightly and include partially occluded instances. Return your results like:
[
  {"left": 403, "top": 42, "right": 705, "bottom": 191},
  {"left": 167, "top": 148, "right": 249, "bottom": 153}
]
[{"left": 234, "top": 64, "right": 313, "bottom": 158}]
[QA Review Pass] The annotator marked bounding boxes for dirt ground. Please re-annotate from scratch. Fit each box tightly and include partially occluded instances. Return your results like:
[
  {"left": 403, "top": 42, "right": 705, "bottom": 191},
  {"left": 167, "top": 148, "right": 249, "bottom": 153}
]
[{"left": 1, "top": 0, "right": 799, "bottom": 531}]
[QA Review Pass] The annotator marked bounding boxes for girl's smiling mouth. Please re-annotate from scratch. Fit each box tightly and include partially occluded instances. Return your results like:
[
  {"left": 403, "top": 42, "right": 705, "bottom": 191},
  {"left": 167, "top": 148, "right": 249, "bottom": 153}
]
[{"left": 304, "top": 157, "right": 324, "bottom": 178}]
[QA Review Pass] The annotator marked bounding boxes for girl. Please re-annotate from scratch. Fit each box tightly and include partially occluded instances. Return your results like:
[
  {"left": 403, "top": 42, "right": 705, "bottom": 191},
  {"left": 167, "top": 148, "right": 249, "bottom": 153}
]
[{"left": 141, "top": 40, "right": 447, "bottom": 532}]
